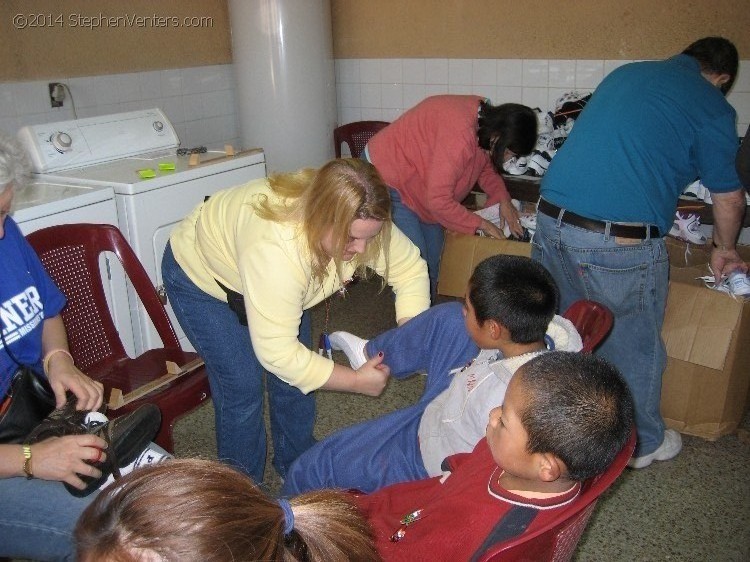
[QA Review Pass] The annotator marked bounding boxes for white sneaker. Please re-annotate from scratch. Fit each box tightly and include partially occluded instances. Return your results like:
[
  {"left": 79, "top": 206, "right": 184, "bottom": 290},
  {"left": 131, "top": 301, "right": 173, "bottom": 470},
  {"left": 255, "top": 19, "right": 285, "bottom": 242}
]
[
  {"left": 503, "top": 155, "right": 529, "bottom": 175},
  {"left": 723, "top": 270, "right": 750, "bottom": 297},
  {"left": 628, "top": 429, "right": 682, "bottom": 469},
  {"left": 668, "top": 212, "right": 706, "bottom": 245},
  {"left": 519, "top": 213, "right": 537, "bottom": 233},
  {"left": 701, "top": 270, "right": 750, "bottom": 298},
  {"left": 328, "top": 331, "right": 369, "bottom": 370}
]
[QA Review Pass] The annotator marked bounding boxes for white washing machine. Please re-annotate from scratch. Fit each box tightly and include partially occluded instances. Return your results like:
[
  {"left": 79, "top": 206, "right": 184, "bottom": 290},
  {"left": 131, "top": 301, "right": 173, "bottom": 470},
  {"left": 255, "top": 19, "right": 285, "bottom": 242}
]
[
  {"left": 11, "top": 180, "right": 137, "bottom": 356},
  {"left": 18, "top": 108, "right": 267, "bottom": 354}
]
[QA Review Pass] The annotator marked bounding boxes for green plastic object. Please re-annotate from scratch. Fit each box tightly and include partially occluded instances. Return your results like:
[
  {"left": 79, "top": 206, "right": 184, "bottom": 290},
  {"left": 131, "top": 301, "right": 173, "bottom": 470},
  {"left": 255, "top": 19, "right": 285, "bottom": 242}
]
[
  {"left": 138, "top": 168, "right": 156, "bottom": 179},
  {"left": 158, "top": 162, "right": 176, "bottom": 171}
]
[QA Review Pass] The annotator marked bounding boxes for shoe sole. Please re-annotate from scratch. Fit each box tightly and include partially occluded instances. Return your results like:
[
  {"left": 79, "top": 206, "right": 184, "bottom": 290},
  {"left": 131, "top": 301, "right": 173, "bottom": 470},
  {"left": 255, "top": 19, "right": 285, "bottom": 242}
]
[{"left": 328, "top": 332, "right": 367, "bottom": 370}]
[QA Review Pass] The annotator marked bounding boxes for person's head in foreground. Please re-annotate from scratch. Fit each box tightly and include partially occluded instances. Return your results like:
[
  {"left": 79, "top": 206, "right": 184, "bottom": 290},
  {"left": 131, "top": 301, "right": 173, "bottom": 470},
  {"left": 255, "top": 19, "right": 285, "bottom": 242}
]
[
  {"left": 74, "top": 458, "right": 381, "bottom": 562},
  {"left": 486, "top": 351, "right": 634, "bottom": 493}
]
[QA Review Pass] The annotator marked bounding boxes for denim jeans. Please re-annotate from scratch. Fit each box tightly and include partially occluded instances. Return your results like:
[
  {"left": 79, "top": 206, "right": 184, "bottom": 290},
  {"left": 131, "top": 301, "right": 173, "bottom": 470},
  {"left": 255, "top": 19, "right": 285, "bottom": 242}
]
[
  {"left": 282, "top": 302, "right": 478, "bottom": 495},
  {"left": 161, "top": 243, "right": 316, "bottom": 482},
  {"left": 531, "top": 211, "right": 669, "bottom": 456},
  {"left": 389, "top": 188, "right": 445, "bottom": 300},
  {"left": 0, "top": 477, "right": 94, "bottom": 561}
]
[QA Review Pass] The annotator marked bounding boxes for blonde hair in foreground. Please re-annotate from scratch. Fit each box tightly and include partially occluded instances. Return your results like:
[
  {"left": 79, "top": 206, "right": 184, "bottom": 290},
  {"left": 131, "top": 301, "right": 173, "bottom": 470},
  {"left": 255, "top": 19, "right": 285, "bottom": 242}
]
[
  {"left": 254, "top": 158, "right": 392, "bottom": 285},
  {"left": 75, "top": 458, "right": 381, "bottom": 562}
]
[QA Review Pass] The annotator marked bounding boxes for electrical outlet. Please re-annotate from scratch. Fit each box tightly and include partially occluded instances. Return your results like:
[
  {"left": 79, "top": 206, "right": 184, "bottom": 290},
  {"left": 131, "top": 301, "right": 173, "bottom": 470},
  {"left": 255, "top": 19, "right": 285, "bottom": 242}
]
[{"left": 48, "top": 83, "right": 65, "bottom": 108}]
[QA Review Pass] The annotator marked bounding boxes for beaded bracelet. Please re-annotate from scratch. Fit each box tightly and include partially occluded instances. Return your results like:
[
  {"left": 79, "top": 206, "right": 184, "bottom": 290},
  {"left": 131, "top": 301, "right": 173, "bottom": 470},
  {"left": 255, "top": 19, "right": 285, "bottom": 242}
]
[{"left": 42, "top": 348, "right": 74, "bottom": 375}]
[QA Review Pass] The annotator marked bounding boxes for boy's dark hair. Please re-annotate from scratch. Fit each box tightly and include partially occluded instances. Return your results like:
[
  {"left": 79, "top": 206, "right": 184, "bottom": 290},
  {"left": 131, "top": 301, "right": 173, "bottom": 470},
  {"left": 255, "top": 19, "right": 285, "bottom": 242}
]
[
  {"left": 468, "top": 255, "right": 558, "bottom": 344},
  {"left": 682, "top": 36, "right": 738, "bottom": 94},
  {"left": 517, "top": 352, "right": 634, "bottom": 481},
  {"left": 477, "top": 102, "right": 538, "bottom": 174}
]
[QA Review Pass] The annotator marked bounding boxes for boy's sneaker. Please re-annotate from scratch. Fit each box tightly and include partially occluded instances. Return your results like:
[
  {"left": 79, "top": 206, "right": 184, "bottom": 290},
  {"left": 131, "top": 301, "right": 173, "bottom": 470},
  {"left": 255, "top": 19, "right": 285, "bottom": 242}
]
[
  {"left": 628, "top": 429, "right": 682, "bottom": 469},
  {"left": 668, "top": 212, "right": 706, "bottom": 245},
  {"left": 328, "top": 331, "right": 369, "bottom": 370}
]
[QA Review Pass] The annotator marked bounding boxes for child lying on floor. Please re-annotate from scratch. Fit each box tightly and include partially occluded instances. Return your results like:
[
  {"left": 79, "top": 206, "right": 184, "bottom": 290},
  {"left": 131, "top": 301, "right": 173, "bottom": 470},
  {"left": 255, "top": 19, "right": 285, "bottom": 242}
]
[
  {"left": 283, "top": 255, "right": 582, "bottom": 495},
  {"left": 357, "top": 351, "right": 634, "bottom": 561}
]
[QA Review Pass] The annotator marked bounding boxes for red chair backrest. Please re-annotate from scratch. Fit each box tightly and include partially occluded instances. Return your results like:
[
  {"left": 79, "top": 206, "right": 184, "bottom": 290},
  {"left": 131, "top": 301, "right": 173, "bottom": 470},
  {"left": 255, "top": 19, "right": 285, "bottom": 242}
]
[
  {"left": 334, "top": 120, "right": 390, "bottom": 158},
  {"left": 26, "top": 223, "right": 180, "bottom": 372},
  {"left": 561, "top": 300, "right": 613, "bottom": 354},
  {"left": 476, "top": 431, "right": 636, "bottom": 562}
]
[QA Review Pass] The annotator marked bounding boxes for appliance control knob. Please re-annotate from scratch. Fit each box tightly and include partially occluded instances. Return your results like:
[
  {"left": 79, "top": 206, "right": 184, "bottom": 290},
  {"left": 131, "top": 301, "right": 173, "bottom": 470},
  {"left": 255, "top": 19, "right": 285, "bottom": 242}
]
[
  {"left": 153, "top": 121, "right": 164, "bottom": 132},
  {"left": 50, "top": 132, "right": 72, "bottom": 153}
]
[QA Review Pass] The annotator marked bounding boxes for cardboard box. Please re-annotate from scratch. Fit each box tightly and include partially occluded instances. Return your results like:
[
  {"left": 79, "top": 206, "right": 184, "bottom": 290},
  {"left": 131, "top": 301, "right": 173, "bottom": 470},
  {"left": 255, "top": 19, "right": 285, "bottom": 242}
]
[
  {"left": 660, "top": 238, "right": 750, "bottom": 440},
  {"left": 437, "top": 231, "right": 531, "bottom": 297}
]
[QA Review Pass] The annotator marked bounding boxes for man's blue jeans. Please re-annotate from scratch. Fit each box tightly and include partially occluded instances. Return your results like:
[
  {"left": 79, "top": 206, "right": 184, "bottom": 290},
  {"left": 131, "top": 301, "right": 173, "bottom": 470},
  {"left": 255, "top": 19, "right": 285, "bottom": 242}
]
[
  {"left": 531, "top": 211, "right": 669, "bottom": 456},
  {"left": 281, "top": 302, "right": 478, "bottom": 495},
  {"left": 389, "top": 188, "right": 445, "bottom": 300},
  {"left": 161, "top": 243, "right": 316, "bottom": 482}
]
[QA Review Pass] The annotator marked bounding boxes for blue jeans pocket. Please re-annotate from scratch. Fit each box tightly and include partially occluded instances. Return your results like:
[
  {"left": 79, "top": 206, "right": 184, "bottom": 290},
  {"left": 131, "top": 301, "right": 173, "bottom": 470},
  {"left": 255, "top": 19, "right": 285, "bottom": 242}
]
[{"left": 579, "top": 260, "right": 648, "bottom": 316}]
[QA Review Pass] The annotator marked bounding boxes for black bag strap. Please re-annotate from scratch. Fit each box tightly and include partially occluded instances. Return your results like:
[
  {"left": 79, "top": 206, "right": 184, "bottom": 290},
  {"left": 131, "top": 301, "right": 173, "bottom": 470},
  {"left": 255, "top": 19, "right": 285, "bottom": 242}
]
[{"left": 215, "top": 279, "right": 248, "bottom": 326}]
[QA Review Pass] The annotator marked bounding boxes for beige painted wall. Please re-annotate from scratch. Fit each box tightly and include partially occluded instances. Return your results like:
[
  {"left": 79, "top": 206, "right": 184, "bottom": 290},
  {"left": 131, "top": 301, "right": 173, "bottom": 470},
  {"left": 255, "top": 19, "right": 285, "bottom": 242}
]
[
  {"left": 2, "top": 1, "right": 746, "bottom": 81},
  {"left": 0, "top": 0, "right": 231, "bottom": 81},
  {"left": 331, "top": 0, "right": 749, "bottom": 59}
]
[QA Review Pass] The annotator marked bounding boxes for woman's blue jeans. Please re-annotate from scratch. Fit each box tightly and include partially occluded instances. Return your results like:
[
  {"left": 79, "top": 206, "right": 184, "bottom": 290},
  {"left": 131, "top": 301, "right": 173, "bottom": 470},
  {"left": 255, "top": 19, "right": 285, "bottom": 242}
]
[
  {"left": 0, "top": 477, "right": 94, "bottom": 561},
  {"left": 389, "top": 188, "right": 445, "bottom": 300},
  {"left": 531, "top": 211, "right": 669, "bottom": 457},
  {"left": 161, "top": 243, "right": 316, "bottom": 482}
]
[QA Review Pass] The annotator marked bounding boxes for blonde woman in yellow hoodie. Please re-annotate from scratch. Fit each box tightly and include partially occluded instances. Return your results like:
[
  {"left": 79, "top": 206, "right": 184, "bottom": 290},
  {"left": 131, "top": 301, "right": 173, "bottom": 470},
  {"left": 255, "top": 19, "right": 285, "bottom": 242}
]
[{"left": 162, "top": 158, "right": 429, "bottom": 484}]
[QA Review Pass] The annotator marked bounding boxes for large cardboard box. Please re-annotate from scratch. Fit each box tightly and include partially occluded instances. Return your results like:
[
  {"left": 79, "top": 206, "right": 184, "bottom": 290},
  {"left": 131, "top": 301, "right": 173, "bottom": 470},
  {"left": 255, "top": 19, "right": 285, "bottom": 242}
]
[
  {"left": 661, "top": 239, "right": 750, "bottom": 440},
  {"left": 437, "top": 231, "right": 532, "bottom": 297}
]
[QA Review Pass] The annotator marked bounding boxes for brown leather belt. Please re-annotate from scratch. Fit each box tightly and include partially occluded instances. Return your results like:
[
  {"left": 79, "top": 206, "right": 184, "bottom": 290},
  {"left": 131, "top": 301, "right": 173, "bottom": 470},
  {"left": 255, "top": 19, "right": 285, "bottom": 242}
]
[{"left": 538, "top": 199, "right": 660, "bottom": 240}]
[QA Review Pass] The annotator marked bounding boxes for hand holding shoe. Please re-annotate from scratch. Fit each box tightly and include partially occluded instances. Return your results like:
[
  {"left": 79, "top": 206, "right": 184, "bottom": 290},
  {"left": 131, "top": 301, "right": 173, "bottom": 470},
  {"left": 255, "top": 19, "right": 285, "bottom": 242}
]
[
  {"left": 24, "top": 434, "right": 107, "bottom": 490},
  {"left": 25, "top": 399, "right": 161, "bottom": 496}
]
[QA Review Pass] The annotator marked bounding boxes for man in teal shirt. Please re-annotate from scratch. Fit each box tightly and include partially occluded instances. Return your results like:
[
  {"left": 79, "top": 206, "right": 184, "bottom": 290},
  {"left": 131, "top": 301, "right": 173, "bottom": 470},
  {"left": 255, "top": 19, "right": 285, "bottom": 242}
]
[{"left": 532, "top": 37, "right": 747, "bottom": 468}]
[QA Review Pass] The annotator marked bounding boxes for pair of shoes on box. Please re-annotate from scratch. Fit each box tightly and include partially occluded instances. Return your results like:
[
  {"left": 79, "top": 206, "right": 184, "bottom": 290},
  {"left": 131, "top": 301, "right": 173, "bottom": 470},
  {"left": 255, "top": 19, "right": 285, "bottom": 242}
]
[
  {"left": 26, "top": 401, "right": 161, "bottom": 496},
  {"left": 628, "top": 429, "right": 682, "bottom": 469},
  {"left": 668, "top": 212, "right": 706, "bottom": 245}
]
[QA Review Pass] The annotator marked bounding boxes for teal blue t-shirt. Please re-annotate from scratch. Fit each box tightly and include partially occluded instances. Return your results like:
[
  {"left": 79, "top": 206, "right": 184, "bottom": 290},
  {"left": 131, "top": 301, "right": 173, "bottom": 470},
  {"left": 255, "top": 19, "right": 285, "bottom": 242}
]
[{"left": 541, "top": 54, "right": 740, "bottom": 234}]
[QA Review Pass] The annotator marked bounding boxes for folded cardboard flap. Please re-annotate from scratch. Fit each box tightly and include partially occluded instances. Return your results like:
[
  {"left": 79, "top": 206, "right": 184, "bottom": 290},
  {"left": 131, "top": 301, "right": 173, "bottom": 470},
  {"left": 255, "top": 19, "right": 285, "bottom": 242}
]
[
  {"left": 661, "top": 280, "right": 740, "bottom": 370},
  {"left": 437, "top": 232, "right": 532, "bottom": 297}
]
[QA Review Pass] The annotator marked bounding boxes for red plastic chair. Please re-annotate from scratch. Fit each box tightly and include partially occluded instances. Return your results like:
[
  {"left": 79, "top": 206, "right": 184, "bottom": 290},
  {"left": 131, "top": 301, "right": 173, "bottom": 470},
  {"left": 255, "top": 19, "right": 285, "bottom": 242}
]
[
  {"left": 561, "top": 300, "right": 614, "bottom": 354},
  {"left": 477, "top": 431, "right": 636, "bottom": 562},
  {"left": 26, "top": 223, "right": 211, "bottom": 452},
  {"left": 334, "top": 120, "right": 390, "bottom": 158}
]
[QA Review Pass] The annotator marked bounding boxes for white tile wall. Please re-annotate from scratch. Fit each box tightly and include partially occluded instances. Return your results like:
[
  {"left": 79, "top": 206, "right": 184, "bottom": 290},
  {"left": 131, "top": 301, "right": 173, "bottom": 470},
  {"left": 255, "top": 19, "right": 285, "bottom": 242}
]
[
  {"left": 335, "top": 58, "right": 750, "bottom": 137},
  {"left": 0, "top": 64, "right": 240, "bottom": 151}
]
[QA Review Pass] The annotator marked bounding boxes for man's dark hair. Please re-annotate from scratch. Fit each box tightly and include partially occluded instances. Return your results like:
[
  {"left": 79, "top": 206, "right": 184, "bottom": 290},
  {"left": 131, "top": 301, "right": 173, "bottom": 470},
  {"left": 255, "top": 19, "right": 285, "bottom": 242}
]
[
  {"left": 682, "top": 36, "right": 739, "bottom": 94},
  {"left": 517, "top": 352, "right": 635, "bottom": 481},
  {"left": 468, "top": 255, "right": 558, "bottom": 344},
  {"left": 477, "top": 102, "right": 538, "bottom": 173}
]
